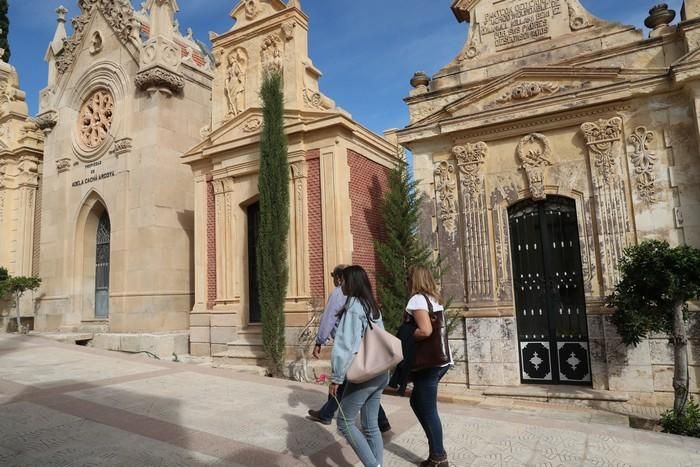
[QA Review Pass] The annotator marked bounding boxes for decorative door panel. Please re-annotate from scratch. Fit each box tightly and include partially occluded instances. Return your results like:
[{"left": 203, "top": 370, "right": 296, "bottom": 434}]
[{"left": 509, "top": 196, "right": 590, "bottom": 385}]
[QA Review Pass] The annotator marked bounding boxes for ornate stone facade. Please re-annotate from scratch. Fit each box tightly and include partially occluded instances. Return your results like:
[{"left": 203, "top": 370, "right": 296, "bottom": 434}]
[
  {"left": 183, "top": 0, "right": 398, "bottom": 359},
  {"left": 399, "top": 0, "right": 700, "bottom": 400},
  {"left": 0, "top": 56, "right": 43, "bottom": 331},
  {"left": 32, "top": 0, "right": 213, "bottom": 339}
]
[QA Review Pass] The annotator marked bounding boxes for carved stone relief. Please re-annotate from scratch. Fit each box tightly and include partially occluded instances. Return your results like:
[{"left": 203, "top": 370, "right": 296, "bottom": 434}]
[
  {"left": 35, "top": 111, "right": 59, "bottom": 134},
  {"left": 567, "top": 0, "right": 591, "bottom": 30},
  {"left": 627, "top": 126, "right": 657, "bottom": 204},
  {"left": 453, "top": 142, "right": 488, "bottom": 197},
  {"left": 244, "top": 0, "right": 260, "bottom": 20},
  {"left": 461, "top": 22, "right": 482, "bottom": 60},
  {"left": 496, "top": 82, "right": 560, "bottom": 104},
  {"left": 56, "top": 157, "right": 72, "bottom": 173},
  {"left": 580, "top": 117, "right": 631, "bottom": 293},
  {"left": 581, "top": 117, "right": 623, "bottom": 183},
  {"left": 58, "top": 0, "right": 138, "bottom": 76},
  {"left": 78, "top": 89, "right": 114, "bottom": 150},
  {"left": 89, "top": 31, "right": 103, "bottom": 55},
  {"left": 225, "top": 48, "right": 248, "bottom": 118},
  {"left": 242, "top": 116, "right": 262, "bottom": 133},
  {"left": 261, "top": 34, "right": 284, "bottom": 74},
  {"left": 517, "top": 133, "right": 552, "bottom": 201},
  {"left": 134, "top": 68, "right": 185, "bottom": 94},
  {"left": 112, "top": 137, "right": 133, "bottom": 156},
  {"left": 434, "top": 161, "right": 458, "bottom": 241},
  {"left": 491, "top": 185, "right": 513, "bottom": 302},
  {"left": 454, "top": 142, "right": 493, "bottom": 302}
]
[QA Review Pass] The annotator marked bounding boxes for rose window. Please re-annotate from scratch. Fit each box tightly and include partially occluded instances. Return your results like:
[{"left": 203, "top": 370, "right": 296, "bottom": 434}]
[{"left": 78, "top": 90, "right": 114, "bottom": 150}]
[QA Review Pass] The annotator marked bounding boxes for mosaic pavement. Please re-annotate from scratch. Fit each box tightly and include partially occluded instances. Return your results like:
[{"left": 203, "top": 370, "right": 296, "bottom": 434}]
[{"left": 1, "top": 334, "right": 700, "bottom": 467}]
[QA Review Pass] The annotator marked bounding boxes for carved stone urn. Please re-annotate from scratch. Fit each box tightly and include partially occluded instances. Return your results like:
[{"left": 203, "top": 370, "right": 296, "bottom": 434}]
[
  {"left": 644, "top": 3, "right": 676, "bottom": 29},
  {"left": 410, "top": 71, "right": 430, "bottom": 88}
]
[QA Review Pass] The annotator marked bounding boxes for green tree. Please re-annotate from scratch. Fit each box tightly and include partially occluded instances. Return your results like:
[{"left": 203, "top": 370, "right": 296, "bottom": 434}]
[
  {"left": 607, "top": 240, "right": 700, "bottom": 414},
  {"left": 375, "top": 149, "right": 435, "bottom": 334},
  {"left": 257, "top": 69, "right": 289, "bottom": 377},
  {"left": 0, "top": 268, "right": 41, "bottom": 334},
  {"left": 0, "top": 0, "right": 9, "bottom": 62}
]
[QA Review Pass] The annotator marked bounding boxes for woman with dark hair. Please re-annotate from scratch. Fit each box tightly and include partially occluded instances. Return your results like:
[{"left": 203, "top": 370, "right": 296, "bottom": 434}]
[{"left": 330, "top": 265, "right": 388, "bottom": 467}]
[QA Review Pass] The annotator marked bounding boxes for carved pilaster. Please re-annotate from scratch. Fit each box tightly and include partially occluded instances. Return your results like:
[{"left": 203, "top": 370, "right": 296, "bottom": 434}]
[
  {"left": 289, "top": 161, "right": 310, "bottom": 298},
  {"left": 212, "top": 177, "right": 236, "bottom": 302},
  {"left": 517, "top": 133, "right": 552, "bottom": 201},
  {"left": 627, "top": 127, "right": 657, "bottom": 204},
  {"left": 581, "top": 117, "right": 632, "bottom": 293},
  {"left": 454, "top": 142, "right": 493, "bottom": 302},
  {"left": 434, "top": 160, "right": 458, "bottom": 241}
]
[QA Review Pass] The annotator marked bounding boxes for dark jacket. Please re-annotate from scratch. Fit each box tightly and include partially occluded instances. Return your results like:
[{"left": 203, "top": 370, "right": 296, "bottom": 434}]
[{"left": 388, "top": 314, "right": 417, "bottom": 396}]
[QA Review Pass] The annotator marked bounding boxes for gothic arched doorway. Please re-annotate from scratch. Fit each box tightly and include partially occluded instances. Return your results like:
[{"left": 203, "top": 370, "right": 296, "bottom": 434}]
[{"left": 508, "top": 196, "right": 591, "bottom": 385}]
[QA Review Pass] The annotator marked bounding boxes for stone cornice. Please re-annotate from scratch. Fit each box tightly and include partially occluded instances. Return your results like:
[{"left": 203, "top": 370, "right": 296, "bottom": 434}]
[{"left": 399, "top": 75, "right": 671, "bottom": 144}]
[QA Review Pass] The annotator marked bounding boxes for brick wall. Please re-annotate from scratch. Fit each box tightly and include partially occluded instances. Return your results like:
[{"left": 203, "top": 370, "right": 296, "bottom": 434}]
[
  {"left": 306, "top": 149, "right": 324, "bottom": 302},
  {"left": 206, "top": 181, "right": 216, "bottom": 309},
  {"left": 347, "top": 149, "right": 391, "bottom": 296}
]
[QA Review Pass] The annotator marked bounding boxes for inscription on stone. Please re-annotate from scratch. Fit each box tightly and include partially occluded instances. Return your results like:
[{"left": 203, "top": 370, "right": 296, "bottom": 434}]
[
  {"left": 72, "top": 171, "right": 115, "bottom": 187},
  {"left": 482, "top": 0, "right": 563, "bottom": 49}
]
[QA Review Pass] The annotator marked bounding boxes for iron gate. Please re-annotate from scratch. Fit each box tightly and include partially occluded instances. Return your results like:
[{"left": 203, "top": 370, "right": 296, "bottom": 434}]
[
  {"left": 508, "top": 196, "right": 591, "bottom": 384},
  {"left": 95, "top": 211, "right": 110, "bottom": 319}
]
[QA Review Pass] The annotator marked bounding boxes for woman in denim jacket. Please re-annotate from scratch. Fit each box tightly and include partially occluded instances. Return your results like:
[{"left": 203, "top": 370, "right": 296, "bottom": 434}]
[{"left": 329, "top": 265, "right": 388, "bottom": 467}]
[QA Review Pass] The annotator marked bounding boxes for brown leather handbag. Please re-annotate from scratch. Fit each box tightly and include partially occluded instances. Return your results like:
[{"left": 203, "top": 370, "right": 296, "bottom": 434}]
[{"left": 412, "top": 294, "right": 451, "bottom": 371}]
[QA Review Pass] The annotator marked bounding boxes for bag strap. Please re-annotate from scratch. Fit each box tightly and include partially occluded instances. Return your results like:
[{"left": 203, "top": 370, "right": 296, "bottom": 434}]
[{"left": 420, "top": 293, "right": 434, "bottom": 313}]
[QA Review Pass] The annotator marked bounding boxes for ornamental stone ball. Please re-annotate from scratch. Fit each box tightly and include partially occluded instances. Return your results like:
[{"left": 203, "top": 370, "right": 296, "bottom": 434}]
[{"left": 410, "top": 71, "right": 430, "bottom": 88}]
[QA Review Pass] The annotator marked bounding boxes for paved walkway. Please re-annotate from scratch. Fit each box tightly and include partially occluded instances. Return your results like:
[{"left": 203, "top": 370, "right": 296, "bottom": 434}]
[{"left": 1, "top": 334, "right": 700, "bottom": 467}]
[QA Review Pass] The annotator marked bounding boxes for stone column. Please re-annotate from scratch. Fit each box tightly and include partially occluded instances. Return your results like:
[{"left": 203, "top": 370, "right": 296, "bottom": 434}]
[{"left": 192, "top": 174, "right": 208, "bottom": 312}]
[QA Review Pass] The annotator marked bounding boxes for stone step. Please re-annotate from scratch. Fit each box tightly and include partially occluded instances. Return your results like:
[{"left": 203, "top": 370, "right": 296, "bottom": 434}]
[
  {"left": 228, "top": 333, "right": 263, "bottom": 346},
  {"left": 483, "top": 385, "right": 630, "bottom": 402},
  {"left": 212, "top": 347, "right": 267, "bottom": 366}
]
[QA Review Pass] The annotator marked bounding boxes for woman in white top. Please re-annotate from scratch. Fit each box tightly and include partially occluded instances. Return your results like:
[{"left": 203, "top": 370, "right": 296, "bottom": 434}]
[{"left": 406, "top": 265, "right": 450, "bottom": 467}]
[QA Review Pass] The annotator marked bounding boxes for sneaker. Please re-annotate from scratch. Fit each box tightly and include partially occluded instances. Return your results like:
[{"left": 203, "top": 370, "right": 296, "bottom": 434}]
[{"left": 307, "top": 409, "right": 332, "bottom": 425}]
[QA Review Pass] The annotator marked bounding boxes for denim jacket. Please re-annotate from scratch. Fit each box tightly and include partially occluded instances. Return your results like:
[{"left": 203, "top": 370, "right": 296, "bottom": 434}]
[{"left": 330, "top": 297, "right": 384, "bottom": 384}]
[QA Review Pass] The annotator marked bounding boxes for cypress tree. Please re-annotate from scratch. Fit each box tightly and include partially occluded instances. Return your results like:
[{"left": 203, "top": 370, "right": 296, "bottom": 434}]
[
  {"left": 257, "top": 70, "right": 289, "bottom": 377},
  {"left": 0, "top": 0, "right": 9, "bottom": 63},
  {"left": 375, "top": 149, "right": 434, "bottom": 334}
]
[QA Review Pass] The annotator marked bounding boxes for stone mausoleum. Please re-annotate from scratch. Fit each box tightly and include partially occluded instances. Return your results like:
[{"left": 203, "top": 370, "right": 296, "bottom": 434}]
[
  {"left": 398, "top": 0, "right": 700, "bottom": 401},
  {"left": 183, "top": 0, "right": 399, "bottom": 361},
  {"left": 0, "top": 48, "right": 44, "bottom": 331},
  {"left": 30, "top": 0, "right": 213, "bottom": 354}
]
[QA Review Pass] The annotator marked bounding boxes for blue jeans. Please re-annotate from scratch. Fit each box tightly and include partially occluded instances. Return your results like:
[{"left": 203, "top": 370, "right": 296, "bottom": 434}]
[
  {"left": 319, "top": 382, "right": 390, "bottom": 429},
  {"left": 410, "top": 366, "right": 449, "bottom": 457},
  {"left": 336, "top": 372, "right": 389, "bottom": 467}
]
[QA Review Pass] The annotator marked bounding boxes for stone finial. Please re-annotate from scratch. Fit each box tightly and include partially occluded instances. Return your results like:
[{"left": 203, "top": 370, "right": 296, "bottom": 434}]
[
  {"left": 56, "top": 5, "right": 68, "bottom": 22},
  {"left": 410, "top": 71, "right": 430, "bottom": 89},
  {"left": 645, "top": 3, "right": 676, "bottom": 35}
]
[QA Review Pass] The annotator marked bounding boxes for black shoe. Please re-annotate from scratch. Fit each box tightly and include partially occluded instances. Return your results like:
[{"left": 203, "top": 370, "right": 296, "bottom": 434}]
[
  {"left": 307, "top": 409, "right": 332, "bottom": 425},
  {"left": 379, "top": 423, "right": 391, "bottom": 433},
  {"left": 419, "top": 454, "right": 449, "bottom": 467}
]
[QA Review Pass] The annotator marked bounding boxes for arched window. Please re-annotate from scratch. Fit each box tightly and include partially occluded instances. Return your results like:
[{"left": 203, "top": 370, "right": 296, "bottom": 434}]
[{"left": 95, "top": 211, "right": 111, "bottom": 318}]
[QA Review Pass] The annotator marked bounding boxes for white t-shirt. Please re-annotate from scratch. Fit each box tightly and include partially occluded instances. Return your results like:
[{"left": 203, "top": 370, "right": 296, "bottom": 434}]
[
  {"left": 405, "top": 294, "right": 444, "bottom": 315},
  {"left": 405, "top": 293, "right": 453, "bottom": 367}
]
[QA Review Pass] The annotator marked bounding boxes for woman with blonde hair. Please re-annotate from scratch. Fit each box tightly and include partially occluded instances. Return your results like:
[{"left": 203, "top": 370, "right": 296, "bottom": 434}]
[{"left": 406, "top": 264, "right": 451, "bottom": 467}]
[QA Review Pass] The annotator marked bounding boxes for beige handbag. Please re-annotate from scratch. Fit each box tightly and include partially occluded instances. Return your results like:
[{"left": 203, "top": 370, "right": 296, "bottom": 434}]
[{"left": 347, "top": 312, "right": 404, "bottom": 384}]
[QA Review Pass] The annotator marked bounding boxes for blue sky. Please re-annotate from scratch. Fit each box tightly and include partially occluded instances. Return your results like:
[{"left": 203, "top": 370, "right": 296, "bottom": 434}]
[{"left": 8, "top": 0, "right": 685, "bottom": 134}]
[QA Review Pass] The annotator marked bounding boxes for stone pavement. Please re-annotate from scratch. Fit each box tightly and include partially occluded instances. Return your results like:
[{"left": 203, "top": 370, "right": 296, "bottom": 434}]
[{"left": 2, "top": 334, "right": 700, "bottom": 467}]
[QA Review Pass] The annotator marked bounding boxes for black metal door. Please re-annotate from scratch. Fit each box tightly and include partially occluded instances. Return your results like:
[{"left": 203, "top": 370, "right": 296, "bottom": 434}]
[
  {"left": 247, "top": 202, "right": 261, "bottom": 324},
  {"left": 508, "top": 196, "right": 590, "bottom": 385},
  {"left": 95, "top": 211, "right": 110, "bottom": 319}
]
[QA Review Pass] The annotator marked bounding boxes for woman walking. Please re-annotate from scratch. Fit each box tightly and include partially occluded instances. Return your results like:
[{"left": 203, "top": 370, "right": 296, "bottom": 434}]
[
  {"left": 407, "top": 265, "right": 452, "bottom": 467},
  {"left": 330, "top": 265, "right": 388, "bottom": 467}
]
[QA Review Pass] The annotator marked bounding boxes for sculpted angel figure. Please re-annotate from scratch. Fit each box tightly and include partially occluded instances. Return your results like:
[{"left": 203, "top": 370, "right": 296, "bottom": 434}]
[{"left": 225, "top": 48, "right": 247, "bottom": 117}]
